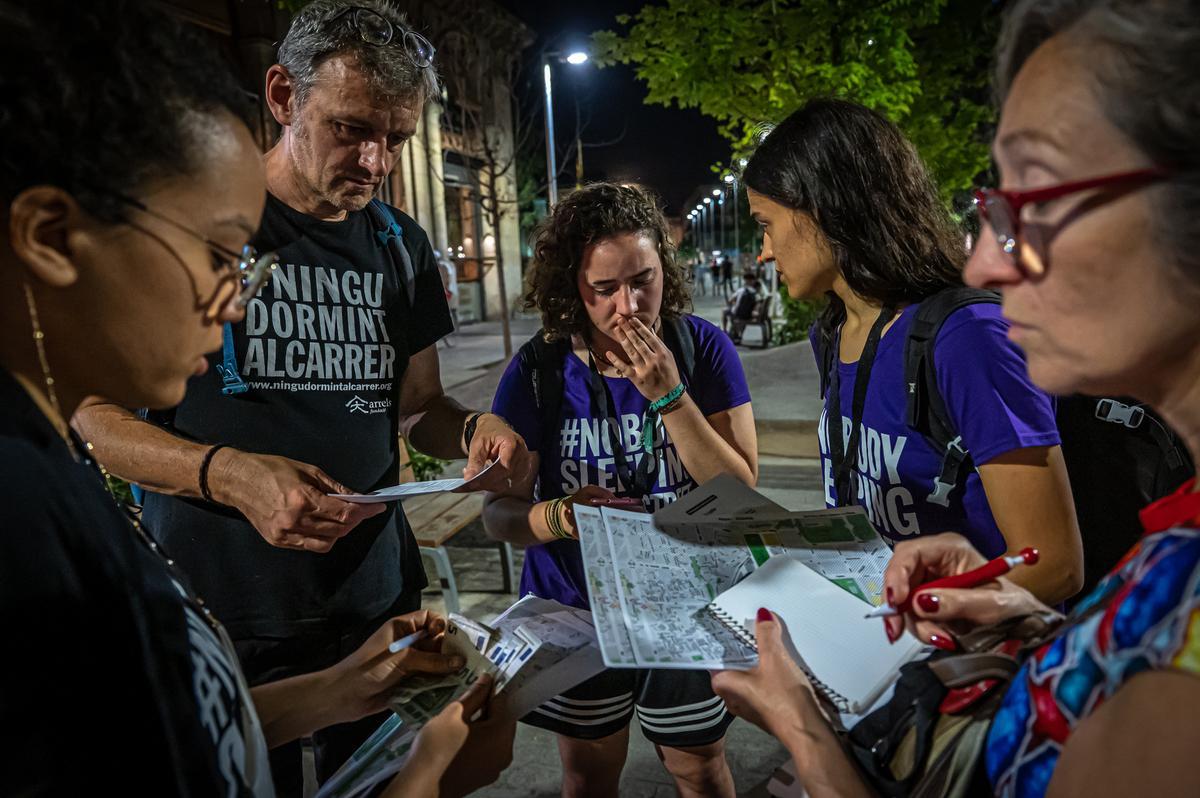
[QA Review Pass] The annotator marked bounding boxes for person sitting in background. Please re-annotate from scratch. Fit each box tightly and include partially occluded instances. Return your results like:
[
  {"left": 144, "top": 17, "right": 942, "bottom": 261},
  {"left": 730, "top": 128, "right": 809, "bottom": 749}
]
[
  {"left": 712, "top": 1, "right": 1200, "bottom": 795},
  {"left": 726, "top": 275, "right": 761, "bottom": 344}
]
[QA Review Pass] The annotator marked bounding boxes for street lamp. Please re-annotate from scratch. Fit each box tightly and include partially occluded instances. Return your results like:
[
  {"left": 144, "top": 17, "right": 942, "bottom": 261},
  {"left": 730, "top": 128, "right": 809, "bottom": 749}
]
[{"left": 542, "top": 49, "right": 589, "bottom": 207}]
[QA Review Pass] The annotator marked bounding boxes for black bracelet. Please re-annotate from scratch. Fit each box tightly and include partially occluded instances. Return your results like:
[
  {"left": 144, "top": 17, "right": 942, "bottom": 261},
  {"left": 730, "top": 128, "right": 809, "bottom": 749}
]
[
  {"left": 462, "top": 412, "right": 486, "bottom": 453},
  {"left": 199, "top": 444, "right": 229, "bottom": 503}
]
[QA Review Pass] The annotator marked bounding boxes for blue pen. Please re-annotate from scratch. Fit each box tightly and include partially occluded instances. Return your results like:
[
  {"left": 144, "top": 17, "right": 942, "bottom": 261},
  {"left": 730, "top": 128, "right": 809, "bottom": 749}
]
[{"left": 387, "top": 629, "right": 427, "bottom": 654}]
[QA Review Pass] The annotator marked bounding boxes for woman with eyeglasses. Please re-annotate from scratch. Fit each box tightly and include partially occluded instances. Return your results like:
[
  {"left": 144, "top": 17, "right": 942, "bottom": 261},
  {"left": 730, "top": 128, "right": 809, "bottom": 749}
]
[
  {"left": 742, "top": 98, "right": 1082, "bottom": 613},
  {"left": 711, "top": 0, "right": 1200, "bottom": 795},
  {"left": 0, "top": 1, "right": 510, "bottom": 795}
]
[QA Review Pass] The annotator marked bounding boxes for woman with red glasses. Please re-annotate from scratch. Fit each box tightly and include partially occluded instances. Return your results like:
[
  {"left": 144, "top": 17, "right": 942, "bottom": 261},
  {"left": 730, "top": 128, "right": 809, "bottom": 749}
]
[
  {"left": 743, "top": 98, "right": 1083, "bottom": 611},
  {"left": 711, "top": 0, "right": 1200, "bottom": 795}
]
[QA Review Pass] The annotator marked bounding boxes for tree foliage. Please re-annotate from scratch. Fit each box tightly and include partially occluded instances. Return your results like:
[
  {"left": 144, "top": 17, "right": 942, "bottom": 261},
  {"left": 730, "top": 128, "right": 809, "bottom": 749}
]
[{"left": 592, "top": 0, "right": 999, "bottom": 200}]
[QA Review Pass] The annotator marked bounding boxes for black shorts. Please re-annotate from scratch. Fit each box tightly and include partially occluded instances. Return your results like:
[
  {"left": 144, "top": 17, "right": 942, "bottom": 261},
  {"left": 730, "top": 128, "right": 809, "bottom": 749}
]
[{"left": 523, "top": 666, "right": 733, "bottom": 748}]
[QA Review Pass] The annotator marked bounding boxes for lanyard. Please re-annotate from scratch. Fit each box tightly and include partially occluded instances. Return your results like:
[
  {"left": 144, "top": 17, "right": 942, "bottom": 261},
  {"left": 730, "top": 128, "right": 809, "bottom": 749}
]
[
  {"left": 826, "top": 306, "right": 897, "bottom": 507},
  {"left": 583, "top": 354, "right": 660, "bottom": 498}
]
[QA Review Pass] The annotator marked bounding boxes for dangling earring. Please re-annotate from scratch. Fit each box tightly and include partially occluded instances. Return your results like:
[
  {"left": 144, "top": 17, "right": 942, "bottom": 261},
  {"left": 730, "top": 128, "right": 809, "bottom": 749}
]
[{"left": 22, "top": 280, "right": 62, "bottom": 421}]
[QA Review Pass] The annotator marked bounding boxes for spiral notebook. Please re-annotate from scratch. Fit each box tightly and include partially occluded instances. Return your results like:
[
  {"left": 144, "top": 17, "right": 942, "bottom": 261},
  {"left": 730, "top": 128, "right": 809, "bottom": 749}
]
[{"left": 706, "top": 554, "right": 924, "bottom": 714}]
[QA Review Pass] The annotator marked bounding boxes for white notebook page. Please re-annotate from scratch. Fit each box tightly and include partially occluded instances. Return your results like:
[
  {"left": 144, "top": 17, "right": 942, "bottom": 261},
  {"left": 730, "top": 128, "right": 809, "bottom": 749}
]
[{"left": 710, "top": 554, "right": 923, "bottom": 713}]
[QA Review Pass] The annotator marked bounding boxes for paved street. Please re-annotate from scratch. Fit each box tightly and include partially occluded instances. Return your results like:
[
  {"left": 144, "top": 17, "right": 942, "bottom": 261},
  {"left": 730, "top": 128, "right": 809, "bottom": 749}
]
[{"left": 414, "top": 287, "right": 824, "bottom": 796}]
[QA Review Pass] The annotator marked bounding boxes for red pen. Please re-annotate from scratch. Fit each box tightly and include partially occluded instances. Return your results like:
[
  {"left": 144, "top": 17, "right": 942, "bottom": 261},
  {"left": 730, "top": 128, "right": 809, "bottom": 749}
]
[{"left": 864, "top": 547, "right": 1040, "bottom": 618}]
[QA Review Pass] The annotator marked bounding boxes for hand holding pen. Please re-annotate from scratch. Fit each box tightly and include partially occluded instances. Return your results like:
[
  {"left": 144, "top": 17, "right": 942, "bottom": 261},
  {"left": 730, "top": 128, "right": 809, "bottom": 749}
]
[{"left": 879, "top": 534, "right": 1053, "bottom": 651}]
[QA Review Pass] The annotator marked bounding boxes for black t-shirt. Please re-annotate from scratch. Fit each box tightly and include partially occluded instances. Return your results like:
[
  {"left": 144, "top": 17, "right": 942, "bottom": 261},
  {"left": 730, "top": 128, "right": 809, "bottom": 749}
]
[
  {"left": 0, "top": 370, "right": 270, "bottom": 796},
  {"left": 143, "top": 195, "right": 453, "bottom": 641}
]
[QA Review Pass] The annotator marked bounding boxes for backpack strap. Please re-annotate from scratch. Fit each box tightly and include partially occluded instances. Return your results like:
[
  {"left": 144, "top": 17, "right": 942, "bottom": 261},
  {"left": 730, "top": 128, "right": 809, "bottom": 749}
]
[
  {"left": 904, "top": 287, "right": 1001, "bottom": 507},
  {"left": 660, "top": 315, "right": 698, "bottom": 387},
  {"left": 517, "top": 331, "right": 569, "bottom": 498},
  {"left": 216, "top": 322, "right": 249, "bottom": 395},
  {"left": 366, "top": 198, "right": 416, "bottom": 306}
]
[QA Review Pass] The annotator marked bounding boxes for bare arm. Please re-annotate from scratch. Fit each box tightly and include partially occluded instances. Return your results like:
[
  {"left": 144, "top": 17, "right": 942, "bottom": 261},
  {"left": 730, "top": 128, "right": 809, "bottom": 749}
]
[
  {"left": 1047, "top": 669, "right": 1200, "bottom": 797},
  {"left": 72, "top": 402, "right": 384, "bottom": 553},
  {"left": 661, "top": 401, "right": 758, "bottom": 486},
  {"left": 73, "top": 402, "right": 211, "bottom": 498},
  {"left": 482, "top": 451, "right": 617, "bottom": 546},
  {"left": 399, "top": 345, "right": 535, "bottom": 490},
  {"left": 976, "top": 445, "right": 1083, "bottom": 604},
  {"left": 397, "top": 344, "right": 472, "bottom": 459}
]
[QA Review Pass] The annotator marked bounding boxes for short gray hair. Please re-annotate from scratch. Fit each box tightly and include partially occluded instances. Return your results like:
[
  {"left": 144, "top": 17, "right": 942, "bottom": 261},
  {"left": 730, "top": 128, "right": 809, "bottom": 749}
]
[
  {"left": 277, "top": 0, "right": 439, "bottom": 107},
  {"left": 996, "top": 0, "right": 1200, "bottom": 283}
]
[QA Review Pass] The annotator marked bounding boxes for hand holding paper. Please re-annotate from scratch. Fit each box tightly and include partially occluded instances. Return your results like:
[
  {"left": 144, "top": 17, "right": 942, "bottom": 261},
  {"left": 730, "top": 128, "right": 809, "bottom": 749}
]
[{"left": 331, "top": 461, "right": 498, "bottom": 503}]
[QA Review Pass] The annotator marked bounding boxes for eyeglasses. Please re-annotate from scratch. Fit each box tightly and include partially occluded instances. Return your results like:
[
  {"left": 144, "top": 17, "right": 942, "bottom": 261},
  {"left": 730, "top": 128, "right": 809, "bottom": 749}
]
[
  {"left": 973, "top": 167, "right": 1169, "bottom": 274},
  {"left": 327, "top": 6, "right": 436, "bottom": 69},
  {"left": 98, "top": 189, "right": 278, "bottom": 322}
]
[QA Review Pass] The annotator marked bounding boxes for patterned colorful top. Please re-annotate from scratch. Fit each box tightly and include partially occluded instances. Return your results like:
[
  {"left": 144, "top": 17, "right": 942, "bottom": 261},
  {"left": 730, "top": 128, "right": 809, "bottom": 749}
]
[{"left": 986, "top": 478, "right": 1200, "bottom": 797}]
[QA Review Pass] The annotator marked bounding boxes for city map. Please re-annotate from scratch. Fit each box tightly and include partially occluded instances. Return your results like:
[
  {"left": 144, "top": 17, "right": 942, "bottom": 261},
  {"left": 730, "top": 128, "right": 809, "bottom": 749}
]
[{"left": 576, "top": 478, "right": 893, "bottom": 670}]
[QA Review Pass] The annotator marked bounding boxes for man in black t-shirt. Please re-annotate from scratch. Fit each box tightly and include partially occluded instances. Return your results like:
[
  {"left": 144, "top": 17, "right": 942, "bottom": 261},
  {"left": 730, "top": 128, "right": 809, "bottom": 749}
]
[{"left": 74, "top": 2, "right": 532, "bottom": 791}]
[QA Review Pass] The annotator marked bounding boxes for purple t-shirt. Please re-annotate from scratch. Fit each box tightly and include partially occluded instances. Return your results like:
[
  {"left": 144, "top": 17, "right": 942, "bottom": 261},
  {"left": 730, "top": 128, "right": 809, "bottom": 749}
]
[
  {"left": 492, "top": 315, "right": 752, "bottom": 608},
  {"left": 815, "top": 302, "right": 1059, "bottom": 557}
]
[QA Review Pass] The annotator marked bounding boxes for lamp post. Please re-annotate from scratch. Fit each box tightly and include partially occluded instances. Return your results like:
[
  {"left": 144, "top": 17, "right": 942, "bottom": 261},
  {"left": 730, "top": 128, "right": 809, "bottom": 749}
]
[
  {"left": 703, "top": 196, "right": 713, "bottom": 256},
  {"left": 724, "top": 172, "right": 739, "bottom": 267},
  {"left": 542, "top": 49, "right": 588, "bottom": 208},
  {"left": 710, "top": 189, "right": 720, "bottom": 255}
]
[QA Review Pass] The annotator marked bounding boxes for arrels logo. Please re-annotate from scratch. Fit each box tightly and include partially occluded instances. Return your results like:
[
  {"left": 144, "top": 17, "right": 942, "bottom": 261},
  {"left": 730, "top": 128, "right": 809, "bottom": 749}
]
[{"left": 346, "top": 395, "right": 392, "bottom": 415}]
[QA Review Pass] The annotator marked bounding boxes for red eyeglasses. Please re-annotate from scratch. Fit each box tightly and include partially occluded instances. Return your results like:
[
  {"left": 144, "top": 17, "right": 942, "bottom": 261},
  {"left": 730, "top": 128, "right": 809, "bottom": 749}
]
[{"left": 973, "top": 167, "right": 1170, "bottom": 273}]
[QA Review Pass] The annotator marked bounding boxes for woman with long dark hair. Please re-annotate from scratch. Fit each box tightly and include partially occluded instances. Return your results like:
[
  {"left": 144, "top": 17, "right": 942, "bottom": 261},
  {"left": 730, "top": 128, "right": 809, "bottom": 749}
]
[{"left": 742, "top": 98, "right": 1082, "bottom": 608}]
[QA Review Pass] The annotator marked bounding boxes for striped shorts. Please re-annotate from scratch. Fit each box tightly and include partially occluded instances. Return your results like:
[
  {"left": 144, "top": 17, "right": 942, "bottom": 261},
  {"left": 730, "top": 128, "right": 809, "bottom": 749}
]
[{"left": 523, "top": 666, "right": 734, "bottom": 746}]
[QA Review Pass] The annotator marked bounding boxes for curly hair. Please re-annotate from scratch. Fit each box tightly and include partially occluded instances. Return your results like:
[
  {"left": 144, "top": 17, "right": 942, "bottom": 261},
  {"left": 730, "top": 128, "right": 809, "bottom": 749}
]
[{"left": 522, "top": 182, "right": 692, "bottom": 342}]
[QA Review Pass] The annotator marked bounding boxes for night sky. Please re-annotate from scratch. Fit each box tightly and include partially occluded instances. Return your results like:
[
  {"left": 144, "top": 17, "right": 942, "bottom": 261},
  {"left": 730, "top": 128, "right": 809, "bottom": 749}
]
[{"left": 494, "top": 0, "right": 729, "bottom": 215}]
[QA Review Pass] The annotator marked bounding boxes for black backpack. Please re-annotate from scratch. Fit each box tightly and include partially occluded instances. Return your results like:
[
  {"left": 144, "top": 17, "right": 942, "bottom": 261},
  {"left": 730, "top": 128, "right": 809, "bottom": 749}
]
[
  {"left": 516, "top": 317, "right": 698, "bottom": 496},
  {"left": 815, "top": 286, "right": 1194, "bottom": 595}
]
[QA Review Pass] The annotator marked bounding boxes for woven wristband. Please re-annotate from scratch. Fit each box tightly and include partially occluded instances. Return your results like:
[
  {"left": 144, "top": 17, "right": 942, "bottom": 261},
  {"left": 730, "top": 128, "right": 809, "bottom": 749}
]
[{"left": 648, "top": 383, "right": 685, "bottom": 414}]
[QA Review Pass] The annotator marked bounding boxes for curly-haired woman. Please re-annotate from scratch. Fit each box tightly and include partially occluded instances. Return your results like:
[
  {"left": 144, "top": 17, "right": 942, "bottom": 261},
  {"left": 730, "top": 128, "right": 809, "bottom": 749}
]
[{"left": 483, "top": 182, "right": 757, "bottom": 797}]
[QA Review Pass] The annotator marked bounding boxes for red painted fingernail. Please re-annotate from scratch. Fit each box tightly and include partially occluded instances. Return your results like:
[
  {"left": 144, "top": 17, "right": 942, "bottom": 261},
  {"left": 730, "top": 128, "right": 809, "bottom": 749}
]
[
  {"left": 756, "top": 607, "right": 773, "bottom": 622},
  {"left": 930, "top": 634, "right": 958, "bottom": 652},
  {"left": 916, "top": 593, "right": 940, "bottom": 614},
  {"left": 884, "top": 620, "right": 899, "bottom": 644},
  {"left": 886, "top": 587, "right": 895, "bottom": 606}
]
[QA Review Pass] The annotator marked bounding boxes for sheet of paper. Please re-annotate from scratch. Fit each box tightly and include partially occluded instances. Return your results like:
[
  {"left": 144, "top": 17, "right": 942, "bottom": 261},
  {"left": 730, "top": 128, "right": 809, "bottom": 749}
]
[
  {"left": 319, "top": 595, "right": 603, "bottom": 798},
  {"left": 667, "top": 507, "right": 893, "bottom": 606},
  {"left": 711, "top": 554, "right": 924, "bottom": 714},
  {"left": 652, "top": 472, "right": 784, "bottom": 523},
  {"left": 577, "top": 477, "right": 894, "bottom": 670},
  {"left": 575, "top": 505, "right": 639, "bottom": 666},
  {"left": 598, "top": 507, "right": 759, "bottom": 669},
  {"left": 315, "top": 714, "right": 417, "bottom": 798},
  {"left": 330, "top": 461, "right": 498, "bottom": 503}
]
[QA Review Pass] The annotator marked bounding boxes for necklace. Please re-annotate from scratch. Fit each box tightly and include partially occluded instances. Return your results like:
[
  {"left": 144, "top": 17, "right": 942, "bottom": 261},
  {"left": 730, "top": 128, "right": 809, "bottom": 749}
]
[
  {"left": 72, "top": 433, "right": 222, "bottom": 634},
  {"left": 587, "top": 346, "right": 625, "bottom": 378}
]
